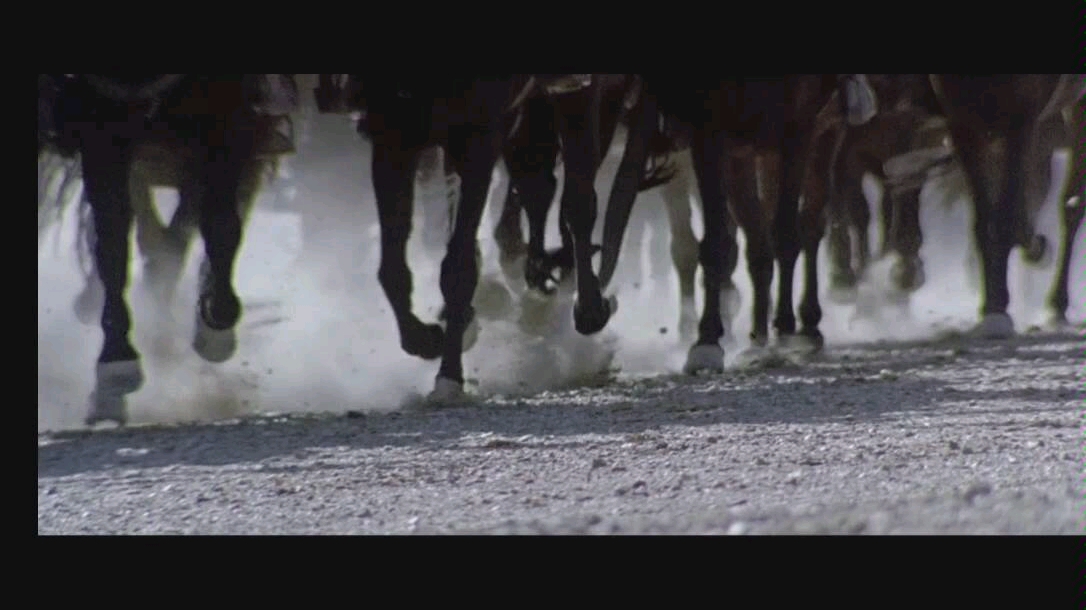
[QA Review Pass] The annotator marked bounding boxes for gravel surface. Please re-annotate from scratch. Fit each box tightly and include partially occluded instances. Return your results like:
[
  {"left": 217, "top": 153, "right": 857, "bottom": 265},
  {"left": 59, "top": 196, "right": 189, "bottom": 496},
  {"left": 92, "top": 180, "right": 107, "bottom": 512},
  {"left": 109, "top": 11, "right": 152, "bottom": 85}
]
[{"left": 38, "top": 329, "right": 1084, "bottom": 535}]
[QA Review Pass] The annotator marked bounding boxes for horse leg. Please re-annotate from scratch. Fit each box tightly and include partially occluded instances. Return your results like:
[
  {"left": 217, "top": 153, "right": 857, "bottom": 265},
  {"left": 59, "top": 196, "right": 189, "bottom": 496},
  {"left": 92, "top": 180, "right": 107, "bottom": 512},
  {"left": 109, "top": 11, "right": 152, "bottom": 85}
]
[
  {"left": 372, "top": 137, "right": 445, "bottom": 361},
  {"left": 886, "top": 184, "right": 926, "bottom": 294},
  {"left": 727, "top": 151, "right": 775, "bottom": 355},
  {"left": 429, "top": 120, "right": 505, "bottom": 400},
  {"left": 771, "top": 146, "right": 803, "bottom": 345},
  {"left": 952, "top": 124, "right": 1021, "bottom": 338},
  {"left": 682, "top": 131, "right": 730, "bottom": 374},
  {"left": 850, "top": 173, "right": 875, "bottom": 282},
  {"left": 80, "top": 130, "right": 142, "bottom": 426},
  {"left": 494, "top": 169, "right": 528, "bottom": 292},
  {"left": 189, "top": 128, "right": 254, "bottom": 363},
  {"left": 663, "top": 149, "right": 700, "bottom": 343},
  {"left": 796, "top": 123, "right": 840, "bottom": 351},
  {"left": 553, "top": 82, "right": 617, "bottom": 336},
  {"left": 1046, "top": 101, "right": 1085, "bottom": 328},
  {"left": 826, "top": 130, "right": 860, "bottom": 304},
  {"left": 137, "top": 154, "right": 194, "bottom": 310},
  {"left": 511, "top": 99, "right": 561, "bottom": 296}
]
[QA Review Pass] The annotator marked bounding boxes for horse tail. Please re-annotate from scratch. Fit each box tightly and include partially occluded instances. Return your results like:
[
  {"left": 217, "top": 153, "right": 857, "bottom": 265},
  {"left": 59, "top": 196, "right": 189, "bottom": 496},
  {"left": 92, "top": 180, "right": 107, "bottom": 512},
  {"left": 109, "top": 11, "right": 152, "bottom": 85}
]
[{"left": 37, "top": 152, "right": 85, "bottom": 247}]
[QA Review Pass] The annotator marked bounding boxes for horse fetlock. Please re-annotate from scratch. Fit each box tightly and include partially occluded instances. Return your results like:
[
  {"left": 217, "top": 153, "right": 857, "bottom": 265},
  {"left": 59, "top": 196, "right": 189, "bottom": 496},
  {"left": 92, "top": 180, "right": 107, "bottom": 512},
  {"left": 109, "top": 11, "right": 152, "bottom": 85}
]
[
  {"left": 972, "top": 312, "right": 1015, "bottom": 340},
  {"left": 679, "top": 299, "right": 698, "bottom": 344},
  {"left": 439, "top": 305, "right": 481, "bottom": 354},
  {"left": 890, "top": 256, "right": 926, "bottom": 293},
  {"left": 96, "top": 359, "right": 144, "bottom": 395},
  {"left": 401, "top": 318, "right": 445, "bottom": 361},
  {"left": 1021, "top": 233, "right": 1048, "bottom": 265},
  {"left": 796, "top": 327, "right": 826, "bottom": 353},
  {"left": 683, "top": 343, "right": 725, "bottom": 376},
  {"left": 573, "top": 294, "right": 617, "bottom": 336}
]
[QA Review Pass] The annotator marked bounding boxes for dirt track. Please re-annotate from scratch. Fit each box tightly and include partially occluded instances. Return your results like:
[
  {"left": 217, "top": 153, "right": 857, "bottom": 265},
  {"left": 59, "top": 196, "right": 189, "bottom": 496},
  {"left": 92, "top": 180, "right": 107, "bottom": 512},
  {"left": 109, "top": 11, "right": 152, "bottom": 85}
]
[{"left": 38, "top": 329, "right": 1084, "bottom": 535}]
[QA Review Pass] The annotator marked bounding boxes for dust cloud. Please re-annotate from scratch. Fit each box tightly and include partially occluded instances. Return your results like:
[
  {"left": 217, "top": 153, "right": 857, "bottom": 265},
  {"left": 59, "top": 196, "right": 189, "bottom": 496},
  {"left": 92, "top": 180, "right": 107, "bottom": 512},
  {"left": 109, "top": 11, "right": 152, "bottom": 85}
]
[{"left": 37, "top": 121, "right": 1084, "bottom": 433}]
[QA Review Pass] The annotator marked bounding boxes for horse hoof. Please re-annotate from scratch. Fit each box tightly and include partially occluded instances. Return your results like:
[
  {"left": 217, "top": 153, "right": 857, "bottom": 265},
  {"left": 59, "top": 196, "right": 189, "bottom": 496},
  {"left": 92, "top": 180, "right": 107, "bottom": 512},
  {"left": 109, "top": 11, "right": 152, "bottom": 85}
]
[
  {"left": 85, "top": 391, "right": 128, "bottom": 427},
  {"left": 73, "top": 282, "right": 105, "bottom": 326},
  {"left": 1022, "top": 234, "right": 1048, "bottom": 265},
  {"left": 971, "top": 313, "right": 1015, "bottom": 340},
  {"left": 573, "top": 294, "right": 618, "bottom": 336},
  {"left": 96, "top": 359, "right": 145, "bottom": 395},
  {"left": 403, "top": 322, "right": 445, "bottom": 361},
  {"left": 778, "top": 331, "right": 822, "bottom": 354},
  {"left": 1043, "top": 314, "right": 1082, "bottom": 335},
  {"left": 683, "top": 344, "right": 725, "bottom": 376},
  {"left": 193, "top": 311, "right": 238, "bottom": 363},
  {"left": 474, "top": 275, "right": 515, "bottom": 321},
  {"left": 427, "top": 376, "right": 472, "bottom": 406},
  {"left": 795, "top": 328, "right": 826, "bottom": 353}
]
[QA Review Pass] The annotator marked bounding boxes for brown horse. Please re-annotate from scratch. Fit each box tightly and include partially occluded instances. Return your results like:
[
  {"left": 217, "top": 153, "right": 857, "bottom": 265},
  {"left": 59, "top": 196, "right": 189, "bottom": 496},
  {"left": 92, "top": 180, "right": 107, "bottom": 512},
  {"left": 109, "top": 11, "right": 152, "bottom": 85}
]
[
  {"left": 40, "top": 74, "right": 293, "bottom": 426},
  {"left": 596, "top": 75, "right": 839, "bottom": 373},
  {"left": 928, "top": 74, "right": 1084, "bottom": 338},
  {"left": 878, "top": 78, "right": 1084, "bottom": 331},
  {"left": 324, "top": 74, "right": 617, "bottom": 401},
  {"left": 62, "top": 119, "right": 292, "bottom": 329},
  {"left": 792, "top": 75, "right": 953, "bottom": 345}
]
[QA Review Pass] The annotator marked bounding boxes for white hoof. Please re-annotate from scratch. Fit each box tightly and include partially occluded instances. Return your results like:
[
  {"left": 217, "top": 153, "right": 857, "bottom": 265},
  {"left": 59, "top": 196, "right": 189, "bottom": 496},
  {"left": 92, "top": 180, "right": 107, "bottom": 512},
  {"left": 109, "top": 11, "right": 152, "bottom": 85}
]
[
  {"left": 85, "top": 391, "right": 127, "bottom": 427},
  {"left": 971, "top": 313, "right": 1015, "bottom": 340},
  {"left": 683, "top": 344, "right": 725, "bottom": 376},
  {"left": 193, "top": 312, "right": 238, "bottom": 363},
  {"left": 96, "top": 360, "right": 144, "bottom": 395},
  {"left": 426, "top": 376, "right": 474, "bottom": 407},
  {"left": 735, "top": 344, "right": 773, "bottom": 368}
]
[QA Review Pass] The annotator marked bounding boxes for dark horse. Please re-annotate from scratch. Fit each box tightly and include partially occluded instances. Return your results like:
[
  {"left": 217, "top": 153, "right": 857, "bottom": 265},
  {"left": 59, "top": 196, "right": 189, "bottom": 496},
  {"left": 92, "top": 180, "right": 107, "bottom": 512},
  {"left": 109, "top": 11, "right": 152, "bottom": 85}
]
[
  {"left": 489, "top": 74, "right": 675, "bottom": 298},
  {"left": 929, "top": 74, "right": 1084, "bottom": 338},
  {"left": 597, "top": 75, "right": 839, "bottom": 372},
  {"left": 41, "top": 74, "right": 282, "bottom": 425},
  {"left": 328, "top": 75, "right": 616, "bottom": 401}
]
